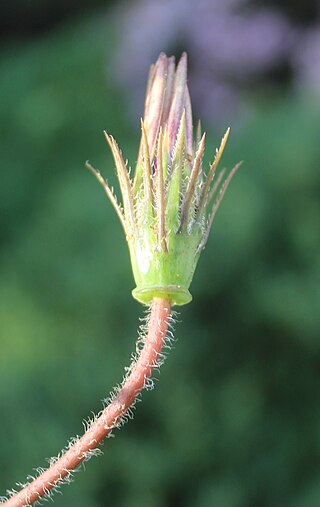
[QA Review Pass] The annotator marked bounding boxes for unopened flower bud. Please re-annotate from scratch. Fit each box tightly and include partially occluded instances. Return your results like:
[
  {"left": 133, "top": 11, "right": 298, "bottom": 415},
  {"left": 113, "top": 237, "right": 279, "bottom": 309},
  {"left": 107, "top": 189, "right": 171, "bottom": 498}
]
[{"left": 87, "top": 53, "right": 241, "bottom": 305}]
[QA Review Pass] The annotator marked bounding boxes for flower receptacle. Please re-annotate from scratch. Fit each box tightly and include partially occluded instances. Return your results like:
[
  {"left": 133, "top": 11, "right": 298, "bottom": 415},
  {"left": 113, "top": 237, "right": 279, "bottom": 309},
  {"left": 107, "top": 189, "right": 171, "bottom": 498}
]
[{"left": 129, "top": 224, "right": 203, "bottom": 305}]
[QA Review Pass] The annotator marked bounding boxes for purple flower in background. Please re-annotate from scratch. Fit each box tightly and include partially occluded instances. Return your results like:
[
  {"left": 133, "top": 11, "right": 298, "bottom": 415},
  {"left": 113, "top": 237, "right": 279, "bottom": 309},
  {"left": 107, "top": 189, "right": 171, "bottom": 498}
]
[{"left": 109, "top": 0, "right": 319, "bottom": 126}]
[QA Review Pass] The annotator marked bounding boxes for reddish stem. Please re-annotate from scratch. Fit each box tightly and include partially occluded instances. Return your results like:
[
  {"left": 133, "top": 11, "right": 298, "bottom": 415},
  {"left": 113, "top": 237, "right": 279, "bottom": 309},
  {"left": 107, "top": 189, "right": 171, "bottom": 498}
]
[{"left": 3, "top": 297, "right": 171, "bottom": 507}]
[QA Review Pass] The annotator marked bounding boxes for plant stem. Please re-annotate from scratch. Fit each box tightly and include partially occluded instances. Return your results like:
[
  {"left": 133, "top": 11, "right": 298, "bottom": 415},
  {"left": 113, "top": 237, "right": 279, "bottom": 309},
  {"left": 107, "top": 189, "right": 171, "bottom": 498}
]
[{"left": 2, "top": 297, "right": 171, "bottom": 507}]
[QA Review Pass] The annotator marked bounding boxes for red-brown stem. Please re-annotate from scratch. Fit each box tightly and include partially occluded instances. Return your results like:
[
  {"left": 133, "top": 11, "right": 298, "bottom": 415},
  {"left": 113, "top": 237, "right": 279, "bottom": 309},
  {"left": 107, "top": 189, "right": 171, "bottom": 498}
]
[{"left": 3, "top": 297, "right": 171, "bottom": 507}]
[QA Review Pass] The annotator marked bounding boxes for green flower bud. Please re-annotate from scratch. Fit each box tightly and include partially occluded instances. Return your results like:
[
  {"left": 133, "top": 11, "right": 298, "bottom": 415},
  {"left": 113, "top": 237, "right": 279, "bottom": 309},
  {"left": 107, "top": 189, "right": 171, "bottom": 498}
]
[{"left": 87, "top": 53, "right": 241, "bottom": 306}]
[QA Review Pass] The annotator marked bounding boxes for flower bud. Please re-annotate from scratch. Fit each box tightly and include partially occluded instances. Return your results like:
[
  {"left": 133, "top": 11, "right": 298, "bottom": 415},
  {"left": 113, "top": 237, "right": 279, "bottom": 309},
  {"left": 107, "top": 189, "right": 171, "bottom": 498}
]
[{"left": 87, "top": 53, "right": 241, "bottom": 305}]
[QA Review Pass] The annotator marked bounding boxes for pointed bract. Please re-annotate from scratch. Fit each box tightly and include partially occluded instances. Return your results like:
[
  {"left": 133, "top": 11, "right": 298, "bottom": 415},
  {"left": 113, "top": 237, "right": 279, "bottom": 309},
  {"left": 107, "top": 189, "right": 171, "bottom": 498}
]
[
  {"left": 85, "top": 161, "right": 126, "bottom": 232},
  {"left": 156, "top": 128, "right": 167, "bottom": 252},
  {"left": 140, "top": 119, "right": 154, "bottom": 219},
  {"left": 179, "top": 132, "right": 206, "bottom": 232},
  {"left": 198, "top": 127, "right": 230, "bottom": 215},
  {"left": 104, "top": 132, "right": 136, "bottom": 236}
]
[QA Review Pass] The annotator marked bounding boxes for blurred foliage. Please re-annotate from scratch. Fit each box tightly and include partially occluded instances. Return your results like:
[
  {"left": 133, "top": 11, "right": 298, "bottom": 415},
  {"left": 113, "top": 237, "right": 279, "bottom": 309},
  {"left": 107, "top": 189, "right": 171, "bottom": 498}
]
[
  {"left": 0, "top": 8, "right": 320, "bottom": 507},
  {"left": 0, "top": 0, "right": 117, "bottom": 41}
]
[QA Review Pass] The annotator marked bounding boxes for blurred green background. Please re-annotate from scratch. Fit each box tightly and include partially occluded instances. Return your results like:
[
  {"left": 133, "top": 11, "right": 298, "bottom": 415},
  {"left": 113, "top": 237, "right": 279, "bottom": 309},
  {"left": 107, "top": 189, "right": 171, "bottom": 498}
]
[{"left": 1, "top": 1, "right": 320, "bottom": 506}]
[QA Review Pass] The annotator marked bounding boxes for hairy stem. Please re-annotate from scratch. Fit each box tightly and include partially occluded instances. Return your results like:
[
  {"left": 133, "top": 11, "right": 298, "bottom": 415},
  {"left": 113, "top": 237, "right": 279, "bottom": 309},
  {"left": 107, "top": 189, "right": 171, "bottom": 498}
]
[{"left": 2, "top": 297, "right": 171, "bottom": 507}]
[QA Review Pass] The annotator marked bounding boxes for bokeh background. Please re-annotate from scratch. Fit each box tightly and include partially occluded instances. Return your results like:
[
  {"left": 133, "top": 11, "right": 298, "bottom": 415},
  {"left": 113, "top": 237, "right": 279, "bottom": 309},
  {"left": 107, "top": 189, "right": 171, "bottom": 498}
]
[{"left": 1, "top": 1, "right": 320, "bottom": 506}]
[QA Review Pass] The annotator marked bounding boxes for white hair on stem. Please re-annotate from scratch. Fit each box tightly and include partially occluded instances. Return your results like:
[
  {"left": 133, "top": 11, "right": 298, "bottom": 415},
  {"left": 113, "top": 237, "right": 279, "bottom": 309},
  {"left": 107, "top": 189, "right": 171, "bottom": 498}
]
[{"left": 0, "top": 303, "right": 177, "bottom": 506}]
